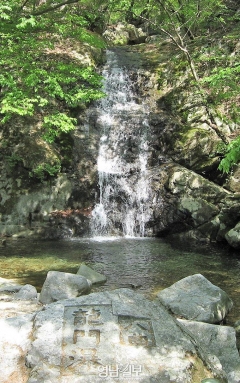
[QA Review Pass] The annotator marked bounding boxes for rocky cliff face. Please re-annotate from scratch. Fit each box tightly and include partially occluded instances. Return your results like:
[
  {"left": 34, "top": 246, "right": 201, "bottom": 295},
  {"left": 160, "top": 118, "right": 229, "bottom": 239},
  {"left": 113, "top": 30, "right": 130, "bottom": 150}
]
[{"left": 1, "top": 24, "right": 240, "bottom": 248}]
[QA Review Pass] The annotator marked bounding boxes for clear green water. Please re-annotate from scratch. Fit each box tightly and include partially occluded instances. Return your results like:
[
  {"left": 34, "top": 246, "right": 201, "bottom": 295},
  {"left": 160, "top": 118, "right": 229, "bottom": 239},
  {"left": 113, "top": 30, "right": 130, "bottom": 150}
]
[{"left": 0, "top": 237, "right": 240, "bottom": 324}]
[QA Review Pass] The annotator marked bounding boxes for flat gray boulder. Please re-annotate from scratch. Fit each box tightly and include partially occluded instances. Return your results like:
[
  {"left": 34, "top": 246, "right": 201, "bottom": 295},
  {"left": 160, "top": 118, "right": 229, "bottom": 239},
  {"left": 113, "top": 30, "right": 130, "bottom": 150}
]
[
  {"left": 77, "top": 264, "right": 107, "bottom": 285},
  {"left": 39, "top": 271, "right": 92, "bottom": 304},
  {"left": 178, "top": 319, "right": 240, "bottom": 383},
  {"left": 157, "top": 274, "right": 233, "bottom": 323},
  {"left": 26, "top": 288, "right": 225, "bottom": 383}
]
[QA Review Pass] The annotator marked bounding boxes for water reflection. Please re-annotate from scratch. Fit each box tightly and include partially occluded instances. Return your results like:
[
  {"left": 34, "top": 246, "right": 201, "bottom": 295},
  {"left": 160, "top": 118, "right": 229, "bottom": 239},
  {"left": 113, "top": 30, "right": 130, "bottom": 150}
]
[{"left": 0, "top": 237, "right": 239, "bottom": 324}]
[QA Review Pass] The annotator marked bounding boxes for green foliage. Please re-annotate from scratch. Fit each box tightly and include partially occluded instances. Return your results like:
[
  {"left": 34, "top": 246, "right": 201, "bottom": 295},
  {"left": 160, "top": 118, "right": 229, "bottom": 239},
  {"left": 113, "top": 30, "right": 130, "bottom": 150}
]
[
  {"left": 30, "top": 161, "right": 62, "bottom": 181},
  {"left": 0, "top": 0, "right": 239, "bottom": 179},
  {"left": 17, "top": 16, "right": 37, "bottom": 29},
  {"left": 203, "top": 65, "right": 240, "bottom": 91},
  {"left": 202, "top": 64, "right": 240, "bottom": 123},
  {"left": 148, "top": 0, "right": 226, "bottom": 38},
  {"left": 219, "top": 137, "right": 240, "bottom": 173},
  {"left": 0, "top": 0, "right": 105, "bottom": 124},
  {"left": 0, "top": 0, "right": 107, "bottom": 180},
  {"left": 199, "top": 38, "right": 240, "bottom": 174},
  {"left": 107, "top": 0, "right": 151, "bottom": 23},
  {"left": 42, "top": 113, "right": 77, "bottom": 143}
]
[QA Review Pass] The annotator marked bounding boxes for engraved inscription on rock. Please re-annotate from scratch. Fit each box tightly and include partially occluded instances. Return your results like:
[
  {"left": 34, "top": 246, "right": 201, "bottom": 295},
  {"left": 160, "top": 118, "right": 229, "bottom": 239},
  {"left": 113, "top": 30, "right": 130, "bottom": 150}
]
[
  {"left": 61, "top": 303, "right": 157, "bottom": 380},
  {"left": 119, "top": 316, "right": 156, "bottom": 348},
  {"left": 27, "top": 291, "right": 214, "bottom": 383},
  {"left": 62, "top": 304, "right": 116, "bottom": 375}
]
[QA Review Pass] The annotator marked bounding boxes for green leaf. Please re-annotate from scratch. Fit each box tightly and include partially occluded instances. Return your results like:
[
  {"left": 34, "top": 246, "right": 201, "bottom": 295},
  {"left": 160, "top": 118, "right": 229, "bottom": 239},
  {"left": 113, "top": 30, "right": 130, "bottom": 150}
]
[
  {"left": 219, "top": 136, "right": 240, "bottom": 173},
  {"left": 43, "top": 113, "right": 77, "bottom": 143},
  {"left": 17, "top": 16, "right": 36, "bottom": 29}
]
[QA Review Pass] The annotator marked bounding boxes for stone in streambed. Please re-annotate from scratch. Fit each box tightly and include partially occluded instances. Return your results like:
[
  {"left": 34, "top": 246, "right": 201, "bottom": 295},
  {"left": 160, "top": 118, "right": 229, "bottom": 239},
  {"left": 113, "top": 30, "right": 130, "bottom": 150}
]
[
  {"left": 39, "top": 271, "right": 92, "bottom": 304},
  {"left": 77, "top": 264, "right": 107, "bottom": 285}
]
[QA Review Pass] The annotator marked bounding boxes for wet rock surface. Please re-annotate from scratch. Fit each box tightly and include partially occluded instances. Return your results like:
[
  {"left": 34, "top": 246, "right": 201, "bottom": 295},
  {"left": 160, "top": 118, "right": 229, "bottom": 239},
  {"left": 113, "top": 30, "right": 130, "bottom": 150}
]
[{"left": 225, "top": 222, "right": 240, "bottom": 249}]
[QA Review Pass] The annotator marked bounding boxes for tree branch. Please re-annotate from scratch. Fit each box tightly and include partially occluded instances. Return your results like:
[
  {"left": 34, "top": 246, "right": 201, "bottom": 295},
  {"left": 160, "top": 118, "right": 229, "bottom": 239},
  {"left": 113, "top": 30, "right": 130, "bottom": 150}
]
[
  {"left": 15, "top": 0, "right": 32, "bottom": 17},
  {"left": 132, "top": 4, "right": 228, "bottom": 144},
  {"left": 32, "top": 0, "right": 80, "bottom": 16}
]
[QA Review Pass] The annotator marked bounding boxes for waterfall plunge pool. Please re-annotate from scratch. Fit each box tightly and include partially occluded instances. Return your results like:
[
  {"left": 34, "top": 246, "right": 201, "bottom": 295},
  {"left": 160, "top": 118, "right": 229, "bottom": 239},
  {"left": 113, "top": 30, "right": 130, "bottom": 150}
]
[{"left": 0, "top": 237, "right": 240, "bottom": 325}]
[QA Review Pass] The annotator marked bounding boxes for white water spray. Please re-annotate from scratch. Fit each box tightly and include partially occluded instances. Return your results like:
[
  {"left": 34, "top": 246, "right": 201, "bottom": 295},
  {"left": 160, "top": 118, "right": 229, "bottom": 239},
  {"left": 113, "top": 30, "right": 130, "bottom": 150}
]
[{"left": 91, "top": 50, "right": 151, "bottom": 237}]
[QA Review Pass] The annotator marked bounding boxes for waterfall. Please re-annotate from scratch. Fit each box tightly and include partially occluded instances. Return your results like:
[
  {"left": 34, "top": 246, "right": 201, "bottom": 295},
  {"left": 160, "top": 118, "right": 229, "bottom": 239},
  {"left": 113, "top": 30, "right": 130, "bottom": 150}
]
[{"left": 91, "top": 49, "right": 151, "bottom": 237}]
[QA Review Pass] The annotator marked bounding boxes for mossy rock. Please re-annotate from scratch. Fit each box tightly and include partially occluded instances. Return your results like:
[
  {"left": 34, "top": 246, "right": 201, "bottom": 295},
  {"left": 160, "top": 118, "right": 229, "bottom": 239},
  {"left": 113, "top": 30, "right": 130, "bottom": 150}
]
[
  {"left": 171, "top": 127, "right": 222, "bottom": 172},
  {"left": 14, "top": 135, "right": 61, "bottom": 180}
]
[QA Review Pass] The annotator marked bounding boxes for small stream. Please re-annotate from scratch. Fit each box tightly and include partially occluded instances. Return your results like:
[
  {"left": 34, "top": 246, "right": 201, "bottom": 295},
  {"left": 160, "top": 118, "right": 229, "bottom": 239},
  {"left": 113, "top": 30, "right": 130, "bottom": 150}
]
[{"left": 0, "top": 237, "right": 239, "bottom": 325}]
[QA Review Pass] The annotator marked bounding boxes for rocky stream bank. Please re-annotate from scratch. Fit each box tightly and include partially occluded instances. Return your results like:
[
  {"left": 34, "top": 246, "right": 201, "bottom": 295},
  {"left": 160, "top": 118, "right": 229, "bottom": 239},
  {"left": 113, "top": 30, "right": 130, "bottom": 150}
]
[{"left": 0, "top": 267, "right": 240, "bottom": 383}]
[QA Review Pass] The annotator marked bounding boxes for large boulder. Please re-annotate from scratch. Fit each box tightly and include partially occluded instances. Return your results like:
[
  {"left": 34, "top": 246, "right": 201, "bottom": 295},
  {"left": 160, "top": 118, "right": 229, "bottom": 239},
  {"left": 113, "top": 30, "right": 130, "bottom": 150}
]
[
  {"left": 0, "top": 279, "right": 42, "bottom": 382},
  {"left": 150, "top": 163, "right": 240, "bottom": 249},
  {"left": 1, "top": 286, "right": 237, "bottom": 383},
  {"left": 26, "top": 288, "right": 226, "bottom": 383},
  {"left": 157, "top": 274, "right": 233, "bottom": 323},
  {"left": 103, "top": 23, "right": 147, "bottom": 45},
  {"left": 178, "top": 319, "right": 240, "bottom": 383},
  {"left": 165, "top": 165, "right": 228, "bottom": 203},
  {"left": 39, "top": 271, "right": 92, "bottom": 304},
  {"left": 169, "top": 127, "right": 222, "bottom": 174}
]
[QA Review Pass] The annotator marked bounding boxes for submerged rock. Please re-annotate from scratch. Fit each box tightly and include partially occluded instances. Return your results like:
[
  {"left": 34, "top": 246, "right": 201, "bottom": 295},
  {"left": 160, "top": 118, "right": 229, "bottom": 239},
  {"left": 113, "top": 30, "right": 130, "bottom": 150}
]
[
  {"left": 77, "top": 264, "right": 107, "bottom": 285},
  {"left": 39, "top": 271, "right": 92, "bottom": 304},
  {"left": 157, "top": 273, "right": 233, "bottom": 323}
]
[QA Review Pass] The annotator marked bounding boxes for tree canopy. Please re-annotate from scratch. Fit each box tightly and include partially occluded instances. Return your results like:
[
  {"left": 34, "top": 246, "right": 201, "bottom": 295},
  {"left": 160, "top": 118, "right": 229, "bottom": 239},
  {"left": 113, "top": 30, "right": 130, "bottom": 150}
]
[
  {"left": 0, "top": 0, "right": 105, "bottom": 131},
  {"left": 0, "top": 0, "right": 239, "bottom": 177}
]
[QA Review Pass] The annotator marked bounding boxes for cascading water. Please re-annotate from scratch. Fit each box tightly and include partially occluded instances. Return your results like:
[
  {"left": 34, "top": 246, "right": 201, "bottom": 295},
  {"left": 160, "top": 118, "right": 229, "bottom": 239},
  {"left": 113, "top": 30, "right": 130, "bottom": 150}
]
[{"left": 91, "top": 49, "right": 152, "bottom": 237}]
